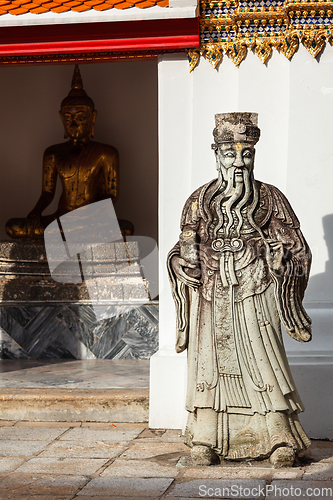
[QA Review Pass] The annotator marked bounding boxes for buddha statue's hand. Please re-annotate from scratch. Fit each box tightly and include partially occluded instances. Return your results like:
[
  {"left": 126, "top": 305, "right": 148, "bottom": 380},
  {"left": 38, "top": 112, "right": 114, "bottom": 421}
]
[
  {"left": 171, "top": 256, "right": 201, "bottom": 289},
  {"left": 264, "top": 239, "right": 286, "bottom": 277}
]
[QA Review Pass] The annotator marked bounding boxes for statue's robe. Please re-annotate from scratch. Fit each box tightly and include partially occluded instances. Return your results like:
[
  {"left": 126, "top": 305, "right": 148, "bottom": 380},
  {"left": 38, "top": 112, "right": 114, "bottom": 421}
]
[{"left": 167, "top": 179, "right": 312, "bottom": 460}]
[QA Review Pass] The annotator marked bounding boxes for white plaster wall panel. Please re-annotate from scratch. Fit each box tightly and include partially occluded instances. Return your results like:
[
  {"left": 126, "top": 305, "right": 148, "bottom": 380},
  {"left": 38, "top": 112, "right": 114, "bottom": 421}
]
[
  {"left": 149, "top": 54, "right": 193, "bottom": 429},
  {"left": 190, "top": 56, "right": 239, "bottom": 192},
  {"left": 157, "top": 54, "right": 193, "bottom": 351},
  {"left": 287, "top": 44, "right": 333, "bottom": 280},
  {"left": 152, "top": 50, "right": 333, "bottom": 437},
  {"left": 237, "top": 49, "right": 291, "bottom": 194}
]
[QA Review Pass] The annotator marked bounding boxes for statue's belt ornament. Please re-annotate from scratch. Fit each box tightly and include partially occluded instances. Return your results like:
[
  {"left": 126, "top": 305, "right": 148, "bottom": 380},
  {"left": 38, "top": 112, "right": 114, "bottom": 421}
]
[{"left": 212, "top": 238, "right": 244, "bottom": 253}]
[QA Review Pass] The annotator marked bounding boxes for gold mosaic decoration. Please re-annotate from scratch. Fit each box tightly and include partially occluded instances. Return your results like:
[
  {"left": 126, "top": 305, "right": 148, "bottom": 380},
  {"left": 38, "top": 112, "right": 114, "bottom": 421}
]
[{"left": 188, "top": 0, "right": 333, "bottom": 70}]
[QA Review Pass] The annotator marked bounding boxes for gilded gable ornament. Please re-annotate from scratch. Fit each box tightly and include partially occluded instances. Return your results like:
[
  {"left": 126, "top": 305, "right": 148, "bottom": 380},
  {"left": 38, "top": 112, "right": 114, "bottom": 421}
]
[{"left": 189, "top": 0, "right": 333, "bottom": 71}]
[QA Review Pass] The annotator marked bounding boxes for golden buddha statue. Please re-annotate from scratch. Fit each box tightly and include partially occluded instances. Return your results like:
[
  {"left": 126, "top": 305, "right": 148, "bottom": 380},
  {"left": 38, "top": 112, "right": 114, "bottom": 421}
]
[{"left": 6, "top": 65, "right": 133, "bottom": 239}]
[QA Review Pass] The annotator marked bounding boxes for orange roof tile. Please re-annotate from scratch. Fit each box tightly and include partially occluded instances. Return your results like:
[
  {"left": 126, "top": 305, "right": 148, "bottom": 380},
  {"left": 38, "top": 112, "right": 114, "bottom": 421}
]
[{"left": 0, "top": 0, "right": 168, "bottom": 13}]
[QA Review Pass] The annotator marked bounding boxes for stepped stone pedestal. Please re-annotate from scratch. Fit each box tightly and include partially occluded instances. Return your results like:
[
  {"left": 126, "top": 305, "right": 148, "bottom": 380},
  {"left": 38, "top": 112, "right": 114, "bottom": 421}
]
[{"left": 0, "top": 241, "right": 159, "bottom": 360}]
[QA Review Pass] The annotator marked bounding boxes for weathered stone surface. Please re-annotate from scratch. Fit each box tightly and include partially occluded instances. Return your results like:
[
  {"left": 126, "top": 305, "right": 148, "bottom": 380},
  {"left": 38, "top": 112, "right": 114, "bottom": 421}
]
[
  {"left": 0, "top": 440, "right": 51, "bottom": 457},
  {"left": 119, "top": 441, "right": 188, "bottom": 460},
  {"left": 77, "top": 477, "right": 174, "bottom": 497},
  {"left": 300, "top": 441, "right": 333, "bottom": 463},
  {"left": 272, "top": 470, "right": 303, "bottom": 479},
  {"left": 0, "top": 426, "right": 67, "bottom": 441},
  {"left": 59, "top": 425, "right": 145, "bottom": 442},
  {"left": 15, "top": 457, "right": 108, "bottom": 475},
  {"left": 266, "top": 480, "right": 333, "bottom": 499},
  {"left": 39, "top": 440, "right": 127, "bottom": 459},
  {"left": 168, "top": 112, "right": 312, "bottom": 465},
  {"left": 0, "top": 472, "right": 88, "bottom": 496},
  {"left": 182, "top": 466, "right": 273, "bottom": 480},
  {"left": 101, "top": 459, "right": 179, "bottom": 478},
  {"left": 0, "top": 457, "right": 24, "bottom": 473},
  {"left": 0, "top": 240, "right": 148, "bottom": 304},
  {"left": 165, "top": 479, "right": 267, "bottom": 498},
  {"left": 302, "top": 462, "right": 333, "bottom": 480},
  {"left": 0, "top": 388, "right": 149, "bottom": 423}
]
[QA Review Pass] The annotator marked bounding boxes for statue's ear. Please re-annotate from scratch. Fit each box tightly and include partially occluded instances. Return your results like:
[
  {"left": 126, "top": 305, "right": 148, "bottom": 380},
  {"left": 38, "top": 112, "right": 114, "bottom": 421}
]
[
  {"left": 59, "top": 110, "right": 68, "bottom": 139},
  {"left": 91, "top": 110, "right": 97, "bottom": 138}
]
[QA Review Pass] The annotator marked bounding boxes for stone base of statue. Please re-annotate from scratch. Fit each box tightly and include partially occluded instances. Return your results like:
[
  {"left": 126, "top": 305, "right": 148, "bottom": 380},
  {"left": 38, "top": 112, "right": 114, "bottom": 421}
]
[{"left": 0, "top": 241, "right": 158, "bottom": 360}]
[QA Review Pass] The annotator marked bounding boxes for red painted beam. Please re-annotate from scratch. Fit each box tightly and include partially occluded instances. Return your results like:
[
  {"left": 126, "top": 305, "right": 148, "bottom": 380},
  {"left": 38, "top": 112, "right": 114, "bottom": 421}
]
[
  {"left": 0, "top": 18, "right": 200, "bottom": 57},
  {"left": 0, "top": 35, "right": 198, "bottom": 56}
]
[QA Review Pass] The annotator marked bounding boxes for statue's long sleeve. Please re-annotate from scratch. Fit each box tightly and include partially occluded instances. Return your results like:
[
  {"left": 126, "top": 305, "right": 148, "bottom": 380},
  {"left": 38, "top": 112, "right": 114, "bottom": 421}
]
[{"left": 264, "top": 184, "right": 312, "bottom": 342}]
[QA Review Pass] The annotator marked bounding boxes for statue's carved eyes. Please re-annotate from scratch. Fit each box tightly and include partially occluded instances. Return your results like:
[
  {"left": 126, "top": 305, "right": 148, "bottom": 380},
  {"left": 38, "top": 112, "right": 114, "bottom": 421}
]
[
  {"left": 243, "top": 151, "right": 252, "bottom": 158},
  {"left": 224, "top": 152, "right": 235, "bottom": 158}
]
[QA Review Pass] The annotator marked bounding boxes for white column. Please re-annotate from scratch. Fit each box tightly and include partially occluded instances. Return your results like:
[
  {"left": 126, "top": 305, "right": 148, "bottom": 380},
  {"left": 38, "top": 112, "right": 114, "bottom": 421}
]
[
  {"left": 151, "top": 48, "right": 333, "bottom": 437},
  {"left": 149, "top": 54, "right": 193, "bottom": 430}
]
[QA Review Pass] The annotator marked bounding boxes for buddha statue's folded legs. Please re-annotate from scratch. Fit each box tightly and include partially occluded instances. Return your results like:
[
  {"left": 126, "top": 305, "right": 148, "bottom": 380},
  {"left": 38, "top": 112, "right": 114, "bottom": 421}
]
[
  {"left": 6, "top": 215, "right": 55, "bottom": 240},
  {"left": 6, "top": 214, "right": 134, "bottom": 239}
]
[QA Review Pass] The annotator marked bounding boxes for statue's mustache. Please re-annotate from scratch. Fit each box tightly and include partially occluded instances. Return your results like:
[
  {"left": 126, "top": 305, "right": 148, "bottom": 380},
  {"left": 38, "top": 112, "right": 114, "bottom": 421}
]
[{"left": 213, "top": 167, "right": 253, "bottom": 238}]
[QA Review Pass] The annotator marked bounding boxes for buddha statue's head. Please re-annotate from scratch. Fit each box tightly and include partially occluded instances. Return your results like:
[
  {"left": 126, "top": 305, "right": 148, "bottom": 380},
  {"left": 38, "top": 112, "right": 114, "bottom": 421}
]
[{"left": 59, "top": 65, "right": 97, "bottom": 144}]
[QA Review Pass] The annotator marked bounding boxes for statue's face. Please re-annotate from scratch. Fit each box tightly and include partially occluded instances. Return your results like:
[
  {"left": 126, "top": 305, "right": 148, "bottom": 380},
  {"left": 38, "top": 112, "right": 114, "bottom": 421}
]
[
  {"left": 60, "top": 105, "right": 96, "bottom": 142},
  {"left": 216, "top": 142, "right": 255, "bottom": 182}
]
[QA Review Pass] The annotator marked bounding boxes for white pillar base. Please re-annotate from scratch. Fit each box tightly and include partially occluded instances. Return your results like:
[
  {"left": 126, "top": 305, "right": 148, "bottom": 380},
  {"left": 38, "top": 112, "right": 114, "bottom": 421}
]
[{"left": 149, "top": 349, "right": 188, "bottom": 430}]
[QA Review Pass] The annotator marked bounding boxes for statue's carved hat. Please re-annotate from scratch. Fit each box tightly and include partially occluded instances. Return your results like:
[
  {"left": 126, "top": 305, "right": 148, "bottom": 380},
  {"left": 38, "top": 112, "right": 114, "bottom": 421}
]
[
  {"left": 213, "top": 112, "right": 260, "bottom": 145},
  {"left": 61, "top": 65, "right": 95, "bottom": 111}
]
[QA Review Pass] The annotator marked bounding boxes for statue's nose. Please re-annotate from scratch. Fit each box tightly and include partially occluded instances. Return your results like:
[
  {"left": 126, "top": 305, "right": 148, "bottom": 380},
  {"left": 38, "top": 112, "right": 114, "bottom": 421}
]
[{"left": 233, "top": 153, "right": 244, "bottom": 167}]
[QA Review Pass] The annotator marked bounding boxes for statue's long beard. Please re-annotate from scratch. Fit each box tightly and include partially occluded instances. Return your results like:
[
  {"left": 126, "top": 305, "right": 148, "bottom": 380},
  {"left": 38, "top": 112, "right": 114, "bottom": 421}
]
[{"left": 213, "top": 168, "right": 253, "bottom": 238}]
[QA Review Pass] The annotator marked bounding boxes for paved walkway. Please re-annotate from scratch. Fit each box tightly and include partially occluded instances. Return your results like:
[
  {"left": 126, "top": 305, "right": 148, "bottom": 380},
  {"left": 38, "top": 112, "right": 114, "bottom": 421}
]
[{"left": 0, "top": 420, "right": 332, "bottom": 499}]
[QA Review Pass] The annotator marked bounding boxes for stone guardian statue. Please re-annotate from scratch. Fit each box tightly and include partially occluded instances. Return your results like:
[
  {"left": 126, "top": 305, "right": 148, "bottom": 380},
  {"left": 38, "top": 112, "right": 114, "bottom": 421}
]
[{"left": 167, "top": 112, "right": 312, "bottom": 467}]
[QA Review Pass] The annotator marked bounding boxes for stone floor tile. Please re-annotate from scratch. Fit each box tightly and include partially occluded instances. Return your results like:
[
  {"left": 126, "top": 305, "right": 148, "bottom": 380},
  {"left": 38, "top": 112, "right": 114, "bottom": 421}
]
[
  {"left": 133, "top": 429, "right": 184, "bottom": 444},
  {"left": 0, "top": 496, "right": 73, "bottom": 500},
  {"left": 71, "top": 497, "right": 160, "bottom": 500},
  {"left": 59, "top": 427, "right": 143, "bottom": 442},
  {"left": 0, "top": 440, "right": 50, "bottom": 457},
  {"left": 301, "top": 441, "right": 333, "bottom": 463},
  {"left": 14, "top": 457, "right": 108, "bottom": 475},
  {"left": 81, "top": 422, "right": 147, "bottom": 429},
  {"left": 101, "top": 458, "right": 179, "bottom": 478},
  {"left": 0, "top": 473, "right": 88, "bottom": 496},
  {"left": 266, "top": 481, "right": 333, "bottom": 500},
  {"left": 0, "top": 457, "right": 25, "bottom": 473},
  {"left": 302, "top": 462, "right": 333, "bottom": 480},
  {"left": 160, "top": 429, "right": 184, "bottom": 443},
  {"left": 182, "top": 466, "right": 273, "bottom": 480},
  {"left": 137, "top": 428, "right": 165, "bottom": 439},
  {"left": 165, "top": 479, "right": 267, "bottom": 499},
  {"left": 0, "top": 421, "right": 16, "bottom": 427},
  {"left": 120, "top": 441, "right": 188, "bottom": 460},
  {"left": 15, "top": 421, "right": 82, "bottom": 428},
  {"left": 77, "top": 477, "right": 174, "bottom": 496},
  {"left": 38, "top": 440, "right": 127, "bottom": 459},
  {"left": 0, "top": 427, "right": 68, "bottom": 441},
  {"left": 272, "top": 470, "right": 303, "bottom": 479}
]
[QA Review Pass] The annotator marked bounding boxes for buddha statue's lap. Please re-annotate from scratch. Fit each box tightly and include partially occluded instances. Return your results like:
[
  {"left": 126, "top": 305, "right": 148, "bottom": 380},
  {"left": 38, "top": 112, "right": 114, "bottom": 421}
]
[{"left": 6, "top": 65, "right": 133, "bottom": 240}]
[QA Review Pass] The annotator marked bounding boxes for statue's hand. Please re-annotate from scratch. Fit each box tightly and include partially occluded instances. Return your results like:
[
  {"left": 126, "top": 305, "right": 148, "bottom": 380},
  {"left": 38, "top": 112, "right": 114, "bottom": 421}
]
[
  {"left": 264, "top": 239, "right": 285, "bottom": 276},
  {"left": 171, "top": 256, "right": 201, "bottom": 289}
]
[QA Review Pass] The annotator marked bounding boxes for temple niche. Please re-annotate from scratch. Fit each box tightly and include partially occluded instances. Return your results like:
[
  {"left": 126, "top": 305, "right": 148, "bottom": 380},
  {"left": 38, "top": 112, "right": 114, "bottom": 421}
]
[{"left": 0, "top": 62, "right": 159, "bottom": 361}]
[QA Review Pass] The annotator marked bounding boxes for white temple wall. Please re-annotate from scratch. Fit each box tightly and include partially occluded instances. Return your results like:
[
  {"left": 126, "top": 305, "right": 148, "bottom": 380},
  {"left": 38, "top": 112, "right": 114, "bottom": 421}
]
[{"left": 150, "top": 49, "right": 333, "bottom": 438}]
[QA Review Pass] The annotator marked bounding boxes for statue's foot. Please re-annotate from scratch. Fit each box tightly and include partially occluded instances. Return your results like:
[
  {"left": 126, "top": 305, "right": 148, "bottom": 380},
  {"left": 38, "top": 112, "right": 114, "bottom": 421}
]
[
  {"left": 270, "top": 447, "right": 295, "bottom": 468},
  {"left": 191, "top": 445, "right": 219, "bottom": 466}
]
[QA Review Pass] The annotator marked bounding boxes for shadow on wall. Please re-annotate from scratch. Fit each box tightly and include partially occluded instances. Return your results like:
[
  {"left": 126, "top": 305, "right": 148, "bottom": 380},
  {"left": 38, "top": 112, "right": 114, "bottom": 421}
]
[
  {"left": 305, "top": 213, "right": 333, "bottom": 304},
  {"left": 285, "top": 214, "right": 333, "bottom": 440}
]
